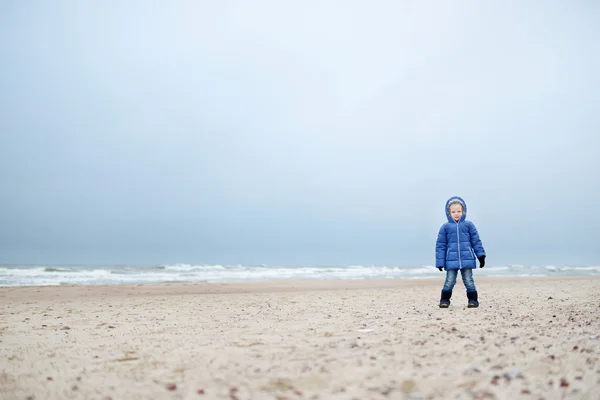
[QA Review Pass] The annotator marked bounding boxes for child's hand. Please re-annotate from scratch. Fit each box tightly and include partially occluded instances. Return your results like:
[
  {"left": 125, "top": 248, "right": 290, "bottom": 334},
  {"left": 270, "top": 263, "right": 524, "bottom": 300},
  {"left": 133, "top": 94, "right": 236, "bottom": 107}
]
[
  {"left": 478, "top": 256, "right": 486, "bottom": 268},
  {"left": 437, "top": 267, "right": 444, "bottom": 272}
]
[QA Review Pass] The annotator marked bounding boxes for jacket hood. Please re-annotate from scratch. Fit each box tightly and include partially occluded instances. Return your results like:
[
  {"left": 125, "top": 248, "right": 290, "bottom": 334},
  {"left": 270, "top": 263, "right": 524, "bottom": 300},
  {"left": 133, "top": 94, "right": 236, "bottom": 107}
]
[{"left": 445, "top": 196, "right": 467, "bottom": 223}]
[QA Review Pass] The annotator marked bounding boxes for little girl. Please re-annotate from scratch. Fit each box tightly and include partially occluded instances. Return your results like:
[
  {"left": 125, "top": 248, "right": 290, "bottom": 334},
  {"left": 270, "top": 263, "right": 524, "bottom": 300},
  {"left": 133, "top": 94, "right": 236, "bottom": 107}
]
[{"left": 435, "top": 196, "right": 486, "bottom": 308}]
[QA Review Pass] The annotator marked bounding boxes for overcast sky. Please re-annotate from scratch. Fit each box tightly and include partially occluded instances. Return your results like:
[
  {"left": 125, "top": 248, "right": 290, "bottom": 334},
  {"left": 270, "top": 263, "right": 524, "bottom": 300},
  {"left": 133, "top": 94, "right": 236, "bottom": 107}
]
[{"left": 1, "top": 1, "right": 599, "bottom": 266}]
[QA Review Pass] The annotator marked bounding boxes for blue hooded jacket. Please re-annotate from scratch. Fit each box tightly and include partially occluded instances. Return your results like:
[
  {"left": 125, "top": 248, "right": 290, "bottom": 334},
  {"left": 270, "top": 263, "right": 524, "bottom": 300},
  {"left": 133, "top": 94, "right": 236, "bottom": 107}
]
[{"left": 436, "top": 196, "right": 486, "bottom": 270}]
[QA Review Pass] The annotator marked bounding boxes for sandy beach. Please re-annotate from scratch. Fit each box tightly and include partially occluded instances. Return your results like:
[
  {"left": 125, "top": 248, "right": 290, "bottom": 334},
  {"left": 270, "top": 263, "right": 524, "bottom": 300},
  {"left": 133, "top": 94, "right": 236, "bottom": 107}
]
[{"left": 1, "top": 276, "right": 599, "bottom": 400}]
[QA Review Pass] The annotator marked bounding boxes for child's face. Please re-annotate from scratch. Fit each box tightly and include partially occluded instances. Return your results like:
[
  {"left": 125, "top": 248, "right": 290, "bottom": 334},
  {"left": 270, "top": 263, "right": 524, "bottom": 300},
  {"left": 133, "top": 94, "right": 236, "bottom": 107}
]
[{"left": 449, "top": 204, "right": 463, "bottom": 222}]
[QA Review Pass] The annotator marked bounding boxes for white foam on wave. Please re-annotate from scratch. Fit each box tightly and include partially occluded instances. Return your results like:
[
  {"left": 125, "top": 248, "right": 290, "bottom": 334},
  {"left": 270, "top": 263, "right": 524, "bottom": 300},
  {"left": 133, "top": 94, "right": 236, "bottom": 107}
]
[
  {"left": 161, "top": 264, "right": 227, "bottom": 272},
  {"left": 1, "top": 263, "right": 599, "bottom": 286}
]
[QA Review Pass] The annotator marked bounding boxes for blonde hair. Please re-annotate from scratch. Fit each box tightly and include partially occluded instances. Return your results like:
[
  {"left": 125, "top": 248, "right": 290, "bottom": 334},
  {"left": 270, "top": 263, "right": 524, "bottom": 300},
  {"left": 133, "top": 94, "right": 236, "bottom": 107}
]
[{"left": 448, "top": 199, "right": 464, "bottom": 211}]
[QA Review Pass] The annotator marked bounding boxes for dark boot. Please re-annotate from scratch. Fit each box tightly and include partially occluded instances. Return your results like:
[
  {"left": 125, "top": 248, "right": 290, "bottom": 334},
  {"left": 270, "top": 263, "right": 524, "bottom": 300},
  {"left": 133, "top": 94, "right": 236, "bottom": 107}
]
[
  {"left": 439, "top": 290, "right": 452, "bottom": 308},
  {"left": 467, "top": 291, "right": 479, "bottom": 308}
]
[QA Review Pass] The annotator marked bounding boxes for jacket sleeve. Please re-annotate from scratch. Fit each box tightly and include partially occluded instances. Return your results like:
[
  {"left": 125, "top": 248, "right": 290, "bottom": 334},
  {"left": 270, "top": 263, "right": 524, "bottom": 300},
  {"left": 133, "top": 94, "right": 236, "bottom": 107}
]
[
  {"left": 435, "top": 225, "right": 447, "bottom": 267},
  {"left": 468, "top": 222, "right": 486, "bottom": 257}
]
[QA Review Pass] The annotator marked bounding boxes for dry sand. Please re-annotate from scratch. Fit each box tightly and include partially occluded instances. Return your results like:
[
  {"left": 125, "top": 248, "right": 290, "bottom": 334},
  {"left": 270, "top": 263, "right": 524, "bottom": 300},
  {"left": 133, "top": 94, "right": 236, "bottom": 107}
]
[{"left": 1, "top": 276, "right": 599, "bottom": 400}]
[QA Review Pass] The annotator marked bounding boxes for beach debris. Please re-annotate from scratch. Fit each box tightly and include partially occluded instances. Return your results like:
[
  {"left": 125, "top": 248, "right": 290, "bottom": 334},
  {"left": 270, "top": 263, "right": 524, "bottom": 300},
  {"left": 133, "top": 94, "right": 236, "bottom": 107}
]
[
  {"left": 491, "top": 376, "right": 500, "bottom": 385},
  {"left": 61, "top": 326, "right": 71, "bottom": 330},
  {"left": 116, "top": 357, "right": 139, "bottom": 362},
  {"left": 559, "top": 378, "right": 569, "bottom": 388},
  {"left": 504, "top": 368, "right": 524, "bottom": 380},
  {"left": 197, "top": 389, "right": 205, "bottom": 395},
  {"left": 166, "top": 383, "right": 177, "bottom": 391},
  {"left": 400, "top": 379, "right": 416, "bottom": 393},
  {"left": 47, "top": 377, "right": 53, "bottom": 381},
  {"left": 464, "top": 366, "right": 481, "bottom": 376},
  {"left": 379, "top": 385, "right": 395, "bottom": 396},
  {"left": 356, "top": 328, "right": 373, "bottom": 333},
  {"left": 585, "top": 357, "right": 595, "bottom": 365},
  {"left": 590, "top": 335, "right": 598, "bottom": 340},
  {"left": 520, "top": 389, "right": 531, "bottom": 394},
  {"left": 472, "top": 390, "right": 496, "bottom": 399}
]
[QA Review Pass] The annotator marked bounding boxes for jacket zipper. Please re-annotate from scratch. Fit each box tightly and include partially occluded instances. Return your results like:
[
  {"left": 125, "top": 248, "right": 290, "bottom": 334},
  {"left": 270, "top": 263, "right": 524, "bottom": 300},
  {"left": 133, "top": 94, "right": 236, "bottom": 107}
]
[{"left": 456, "top": 222, "right": 461, "bottom": 268}]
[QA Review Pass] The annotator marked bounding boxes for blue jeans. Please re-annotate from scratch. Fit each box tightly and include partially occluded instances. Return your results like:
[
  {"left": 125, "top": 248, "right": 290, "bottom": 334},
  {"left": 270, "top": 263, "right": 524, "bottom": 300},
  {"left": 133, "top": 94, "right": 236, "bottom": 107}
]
[{"left": 443, "top": 268, "right": 477, "bottom": 292}]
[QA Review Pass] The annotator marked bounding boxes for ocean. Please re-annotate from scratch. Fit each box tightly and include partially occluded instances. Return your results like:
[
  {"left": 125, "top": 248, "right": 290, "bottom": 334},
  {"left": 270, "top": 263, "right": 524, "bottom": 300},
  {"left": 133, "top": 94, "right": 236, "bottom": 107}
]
[{"left": 1, "top": 263, "right": 599, "bottom": 286}]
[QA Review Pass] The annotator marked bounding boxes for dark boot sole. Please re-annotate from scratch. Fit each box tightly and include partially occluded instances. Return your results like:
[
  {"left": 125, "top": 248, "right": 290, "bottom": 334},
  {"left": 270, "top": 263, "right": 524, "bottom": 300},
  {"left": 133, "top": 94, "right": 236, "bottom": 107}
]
[
  {"left": 467, "top": 303, "right": 479, "bottom": 308},
  {"left": 439, "top": 303, "right": 450, "bottom": 308}
]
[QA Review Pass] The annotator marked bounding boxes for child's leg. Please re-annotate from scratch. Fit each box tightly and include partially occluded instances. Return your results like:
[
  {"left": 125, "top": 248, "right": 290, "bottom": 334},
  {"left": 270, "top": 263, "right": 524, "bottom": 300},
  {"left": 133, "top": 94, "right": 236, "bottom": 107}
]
[
  {"left": 439, "top": 270, "right": 458, "bottom": 307},
  {"left": 460, "top": 269, "right": 477, "bottom": 292},
  {"left": 460, "top": 269, "right": 479, "bottom": 307},
  {"left": 443, "top": 270, "right": 458, "bottom": 291}
]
